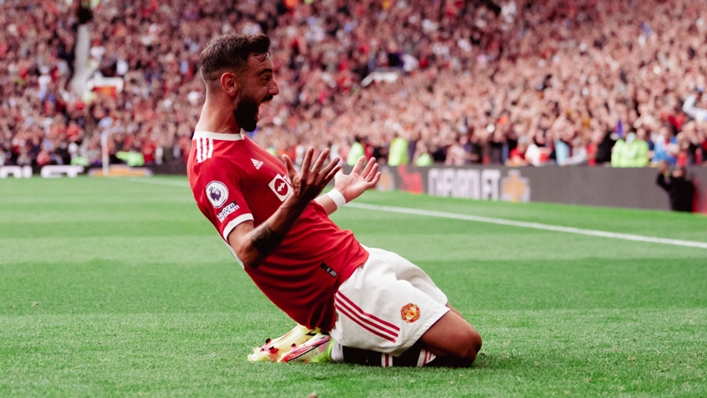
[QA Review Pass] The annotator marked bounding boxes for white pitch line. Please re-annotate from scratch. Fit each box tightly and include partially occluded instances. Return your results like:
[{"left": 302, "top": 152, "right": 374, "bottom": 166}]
[
  {"left": 124, "top": 178, "right": 707, "bottom": 250},
  {"left": 346, "top": 202, "right": 707, "bottom": 250}
]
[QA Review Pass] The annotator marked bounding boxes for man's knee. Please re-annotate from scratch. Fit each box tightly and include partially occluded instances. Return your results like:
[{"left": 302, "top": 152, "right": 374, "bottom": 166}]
[
  {"left": 431, "top": 329, "right": 482, "bottom": 368},
  {"left": 463, "top": 329, "right": 482, "bottom": 362},
  {"left": 451, "top": 328, "right": 481, "bottom": 366},
  {"left": 420, "top": 311, "right": 482, "bottom": 366},
  {"left": 439, "top": 326, "right": 482, "bottom": 366}
]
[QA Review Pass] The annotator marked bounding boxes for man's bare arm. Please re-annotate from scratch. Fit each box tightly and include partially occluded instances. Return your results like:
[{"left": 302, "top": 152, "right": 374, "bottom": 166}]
[
  {"left": 228, "top": 201, "right": 305, "bottom": 269},
  {"left": 228, "top": 148, "right": 341, "bottom": 269},
  {"left": 249, "top": 222, "right": 285, "bottom": 254},
  {"left": 314, "top": 194, "right": 338, "bottom": 215}
]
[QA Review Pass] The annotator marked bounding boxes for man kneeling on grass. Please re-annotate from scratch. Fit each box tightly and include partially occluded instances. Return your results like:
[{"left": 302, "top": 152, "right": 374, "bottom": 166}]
[{"left": 186, "top": 32, "right": 482, "bottom": 367}]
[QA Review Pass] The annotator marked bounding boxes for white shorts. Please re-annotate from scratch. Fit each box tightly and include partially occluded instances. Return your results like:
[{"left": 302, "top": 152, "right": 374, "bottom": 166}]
[{"left": 329, "top": 247, "right": 450, "bottom": 355}]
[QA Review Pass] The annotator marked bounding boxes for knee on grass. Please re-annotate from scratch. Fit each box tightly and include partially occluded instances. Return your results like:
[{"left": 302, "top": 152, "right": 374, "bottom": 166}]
[
  {"left": 437, "top": 328, "right": 482, "bottom": 367},
  {"left": 459, "top": 329, "right": 482, "bottom": 364}
]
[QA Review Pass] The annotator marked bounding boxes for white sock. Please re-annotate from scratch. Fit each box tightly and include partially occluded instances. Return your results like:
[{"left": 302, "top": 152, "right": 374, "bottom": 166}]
[
  {"left": 416, "top": 348, "right": 437, "bottom": 367},
  {"left": 330, "top": 341, "right": 344, "bottom": 363}
]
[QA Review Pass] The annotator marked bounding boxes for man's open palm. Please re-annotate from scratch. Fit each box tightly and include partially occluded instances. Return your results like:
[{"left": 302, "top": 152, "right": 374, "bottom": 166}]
[{"left": 335, "top": 156, "right": 381, "bottom": 202}]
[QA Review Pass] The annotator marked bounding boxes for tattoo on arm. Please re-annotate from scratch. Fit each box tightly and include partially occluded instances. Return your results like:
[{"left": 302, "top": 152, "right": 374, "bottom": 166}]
[{"left": 250, "top": 222, "right": 285, "bottom": 256}]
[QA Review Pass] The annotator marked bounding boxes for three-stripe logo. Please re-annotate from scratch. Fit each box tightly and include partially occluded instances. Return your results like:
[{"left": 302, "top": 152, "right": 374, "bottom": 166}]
[{"left": 195, "top": 137, "right": 214, "bottom": 163}]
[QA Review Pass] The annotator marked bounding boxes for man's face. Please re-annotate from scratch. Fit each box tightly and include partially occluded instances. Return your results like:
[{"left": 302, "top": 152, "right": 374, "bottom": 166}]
[{"left": 234, "top": 54, "right": 279, "bottom": 132}]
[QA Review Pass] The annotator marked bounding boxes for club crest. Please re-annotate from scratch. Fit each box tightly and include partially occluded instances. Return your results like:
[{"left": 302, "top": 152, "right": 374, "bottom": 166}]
[
  {"left": 205, "top": 181, "right": 228, "bottom": 208},
  {"left": 401, "top": 303, "right": 421, "bottom": 323}
]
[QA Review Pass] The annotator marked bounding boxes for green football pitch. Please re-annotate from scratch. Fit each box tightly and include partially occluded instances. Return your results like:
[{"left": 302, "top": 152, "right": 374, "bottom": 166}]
[{"left": 1, "top": 177, "right": 706, "bottom": 397}]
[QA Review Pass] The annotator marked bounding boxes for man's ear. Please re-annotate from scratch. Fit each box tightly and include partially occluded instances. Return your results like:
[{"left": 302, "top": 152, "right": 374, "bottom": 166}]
[{"left": 219, "top": 72, "right": 240, "bottom": 97}]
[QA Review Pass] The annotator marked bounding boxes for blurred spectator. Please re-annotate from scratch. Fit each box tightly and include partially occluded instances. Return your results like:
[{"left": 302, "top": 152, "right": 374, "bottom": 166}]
[
  {"left": 656, "top": 161, "right": 695, "bottom": 212},
  {"left": 652, "top": 124, "right": 679, "bottom": 166},
  {"left": 347, "top": 136, "right": 365, "bottom": 166},
  {"left": 388, "top": 134, "right": 409, "bottom": 166},
  {"left": 506, "top": 136, "right": 529, "bottom": 167},
  {"left": 0, "top": 0, "right": 706, "bottom": 169},
  {"left": 611, "top": 132, "right": 649, "bottom": 167},
  {"left": 562, "top": 135, "right": 590, "bottom": 166},
  {"left": 413, "top": 141, "right": 433, "bottom": 166}
]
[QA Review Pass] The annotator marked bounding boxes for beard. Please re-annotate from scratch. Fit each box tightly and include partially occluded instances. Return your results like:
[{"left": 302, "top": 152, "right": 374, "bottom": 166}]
[{"left": 233, "top": 95, "right": 260, "bottom": 133}]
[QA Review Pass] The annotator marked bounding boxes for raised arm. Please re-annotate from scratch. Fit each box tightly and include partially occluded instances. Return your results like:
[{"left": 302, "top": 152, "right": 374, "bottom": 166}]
[
  {"left": 682, "top": 94, "right": 707, "bottom": 122},
  {"left": 315, "top": 156, "right": 381, "bottom": 215},
  {"left": 228, "top": 148, "right": 341, "bottom": 269},
  {"left": 656, "top": 161, "right": 672, "bottom": 192}
]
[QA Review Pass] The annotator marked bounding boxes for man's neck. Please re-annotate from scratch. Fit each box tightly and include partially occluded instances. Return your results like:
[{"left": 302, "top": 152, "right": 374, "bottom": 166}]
[{"left": 195, "top": 97, "right": 240, "bottom": 134}]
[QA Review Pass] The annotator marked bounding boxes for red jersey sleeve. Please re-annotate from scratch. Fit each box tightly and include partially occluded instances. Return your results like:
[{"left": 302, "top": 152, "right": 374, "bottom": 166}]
[{"left": 192, "top": 158, "right": 253, "bottom": 242}]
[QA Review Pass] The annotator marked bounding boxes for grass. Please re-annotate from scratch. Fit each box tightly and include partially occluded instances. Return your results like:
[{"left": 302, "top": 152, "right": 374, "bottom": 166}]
[{"left": 1, "top": 176, "right": 706, "bottom": 397}]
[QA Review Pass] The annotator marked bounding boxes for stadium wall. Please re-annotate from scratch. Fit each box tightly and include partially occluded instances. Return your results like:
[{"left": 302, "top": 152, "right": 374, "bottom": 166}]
[
  {"left": 375, "top": 165, "right": 707, "bottom": 214},
  {"left": 3, "top": 162, "right": 703, "bottom": 213}
]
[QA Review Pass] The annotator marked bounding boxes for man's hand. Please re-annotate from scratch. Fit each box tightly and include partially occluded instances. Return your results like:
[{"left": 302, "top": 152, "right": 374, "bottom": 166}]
[
  {"left": 334, "top": 156, "right": 381, "bottom": 202},
  {"left": 658, "top": 160, "right": 669, "bottom": 175},
  {"left": 282, "top": 147, "right": 341, "bottom": 206},
  {"left": 229, "top": 147, "right": 341, "bottom": 270},
  {"left": 283, "top": 147, "right": 342, "bottom": 207}
]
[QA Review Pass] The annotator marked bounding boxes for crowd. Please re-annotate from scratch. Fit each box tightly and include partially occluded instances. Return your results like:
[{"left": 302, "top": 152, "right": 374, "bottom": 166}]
[{"left": 2, "top": 0, "right": 707, "bottom": 169}]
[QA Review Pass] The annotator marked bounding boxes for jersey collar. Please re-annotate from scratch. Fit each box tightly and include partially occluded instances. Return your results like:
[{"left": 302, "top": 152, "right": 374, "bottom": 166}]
[{"left": 193, "top": 131, "right": 244, "bottom": 141}]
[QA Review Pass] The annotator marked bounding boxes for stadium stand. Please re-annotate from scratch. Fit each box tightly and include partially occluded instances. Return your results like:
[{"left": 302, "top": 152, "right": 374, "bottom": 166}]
[{"left": 1, "top": 0, "right": 707, "bottom": 169}]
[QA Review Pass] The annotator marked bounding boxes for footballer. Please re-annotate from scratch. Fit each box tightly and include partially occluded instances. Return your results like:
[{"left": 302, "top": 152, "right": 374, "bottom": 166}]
[{"left": 187, "top": 33, "right": 481, "bottom": 367}]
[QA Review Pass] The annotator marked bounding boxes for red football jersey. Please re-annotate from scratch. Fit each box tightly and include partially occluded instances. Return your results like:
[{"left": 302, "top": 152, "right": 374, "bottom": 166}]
[{"left": 187, "top": 131, "right": 369, "bottom": 330}]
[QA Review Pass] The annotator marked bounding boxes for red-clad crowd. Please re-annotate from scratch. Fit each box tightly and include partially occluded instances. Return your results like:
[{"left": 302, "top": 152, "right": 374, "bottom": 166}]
[{"left": 1, "top": 0, "right": 707, "bottom": 169}]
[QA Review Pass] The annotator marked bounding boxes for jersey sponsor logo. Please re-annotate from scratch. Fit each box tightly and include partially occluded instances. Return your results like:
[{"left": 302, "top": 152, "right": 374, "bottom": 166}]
[
  {"left": 195, "top": 137, "right": 214, "bottom": 163},
  {"left": 216, "top": 201, "right": 239, "bottom": 222},
  {"left": 251, "top": 158, "right": 263, "bottom": 170},
  {"left": 205, "top": 181, "right": 228, "bottom": 208},
  {"left": 268, "top": 174, "right": 292, "bottom": 201},
  {"left": 400, "top": 303, "right": 421, "bottom": 323}
]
